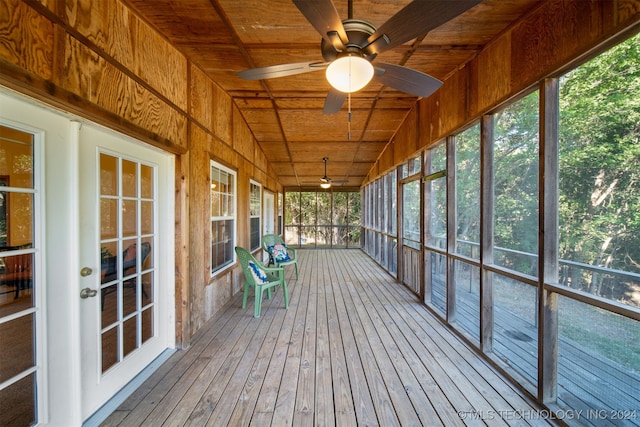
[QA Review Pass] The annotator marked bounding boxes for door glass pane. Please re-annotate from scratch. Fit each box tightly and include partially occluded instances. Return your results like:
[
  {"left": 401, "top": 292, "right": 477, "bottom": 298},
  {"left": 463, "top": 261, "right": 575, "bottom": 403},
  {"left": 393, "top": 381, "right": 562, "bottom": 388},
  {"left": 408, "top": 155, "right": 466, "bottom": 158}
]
[
  {"left": 99, "top": 154, "right": 157, "bottom": 373},
  {"left": 122, "top": 160, "right": 137, "bottom": 198},
  {"left": 0, "top": 125, "right": 37, "bottom": 425},
  {"left": 123, "top": 315, "right": 138, "bottom": 357},
  {"left": 142, "top": 307, "right": 153, "bottom": 343},
  {"left": 140, "top": 165, "right": 153, "bottom": 199},
  {"left": 0, "top": 372, "right": 35, "bottom": 426},
  {"left": 122, "top": 200, "right": 137, "bottom": 237},
  {"left": 0, "top": 314, "right": 34, "bottom": 382},
  {"left": 141, "top": 201, "right": 153, "bottom": 235},
  {"left": 100, "top": 198, "right": 118, "bottom": 239},
  {"left": 102, "top": 327, "right": 118, "bottom": 372},
  {"left": 100, "top": 153, "right": 118, "bottom": 196}
]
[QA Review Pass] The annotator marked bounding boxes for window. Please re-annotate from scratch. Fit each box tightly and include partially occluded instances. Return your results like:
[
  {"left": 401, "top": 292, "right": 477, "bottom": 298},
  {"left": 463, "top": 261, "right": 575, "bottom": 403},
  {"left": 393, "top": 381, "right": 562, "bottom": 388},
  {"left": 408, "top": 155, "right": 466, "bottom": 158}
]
[
  {"left": 249, "top": 181, "right": 261, "bottom": 251},
  {"left": 277, "top": 192, "right": 283, "bottom": 235},
  {"left": 455, "top": 124, "right": 480, "bottom": 259},
  {"left": 210, "top": 162, "right": 235, "bottom": 274},
  {"left": 284, "top": 190, "right": 361, "bottom": 248},
  {"left": 493, "top": 91, "right": 539, "bottom": 276}
]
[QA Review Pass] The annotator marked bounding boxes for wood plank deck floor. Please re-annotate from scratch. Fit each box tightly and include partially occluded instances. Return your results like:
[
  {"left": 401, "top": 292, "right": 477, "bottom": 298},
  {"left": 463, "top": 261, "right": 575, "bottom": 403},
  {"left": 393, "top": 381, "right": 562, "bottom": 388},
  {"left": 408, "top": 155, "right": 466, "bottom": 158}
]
[{"left": 103, "top": 249, "right": 555, "bottom": 426}]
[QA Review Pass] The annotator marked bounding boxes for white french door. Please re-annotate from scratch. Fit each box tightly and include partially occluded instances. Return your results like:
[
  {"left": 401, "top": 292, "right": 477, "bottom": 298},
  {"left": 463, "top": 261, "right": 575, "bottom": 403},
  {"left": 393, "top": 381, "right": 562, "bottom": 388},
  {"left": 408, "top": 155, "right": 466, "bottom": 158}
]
[
  {"left": 77, "top": 124, "right": 174, "bottom": 420},
  {"left": 1, "top": 90, "right": 175, "bottom": 424}
]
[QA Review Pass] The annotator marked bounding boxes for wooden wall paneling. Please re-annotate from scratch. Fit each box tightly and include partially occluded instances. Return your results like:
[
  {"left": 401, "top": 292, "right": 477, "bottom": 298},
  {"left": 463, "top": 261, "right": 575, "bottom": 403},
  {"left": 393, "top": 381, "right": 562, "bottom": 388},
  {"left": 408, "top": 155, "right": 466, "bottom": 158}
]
[
  {"left": 63, "top": 34, "right": 188, "bottom": 146},
  {"left": 128, "top": 78, "right": 188, "bottom": 146},
  {"left": 174, "top": 151, "right": 190, "bottom": 348},
  {"left": 254, "top": 147, "right": 267, "bottom": 175},
  {"left": 213, "top": 83, "right": 232, "bottom": 144},
  {"left": 34, "top": 0, "right": 58, "bottom": 11},
  {"left": 620, "top": 0, "right": 640, "bottom": 21},
  {"left": 134, "top": 16, "right": 188, "bottom": 111},
  {"left": 393, "top": 107, "right": 417, "bottom": 162},
  {"left": 188, "top": 124, "right": 211, "bottom": 332},
  {"left": 233, "top": 107, "right": 255, "bottom": 161},
  {"left": 190, "top": 64, "right": 214, "bottom": 130},
  {"left": 0, "top": 0, "right": 54, "bottom": 80},
  {"left": 65, "top": 0, "right": 135, "bottom": 71},
  {"left": 510, "top": 0, "right": 610, "bottom": 90},
  {"left": 65, "top": 0, "right": 187, "bottom": 113},
  {"left": 417, "top": 100, "right": 433, "bottom": 151},
  {"left": 236, "top": 165, "right": 250, "bottom": 249},
  {"left": 437, "top": 67, "right": 469, "bottom": 138},
  {"left": 210, "top": 134, "right": 237, "bottom": 167},
  {"left": 474, "top": 36, "right": 512, "bottom": 116},
  {"left": 378, "top": 142, "right": 394, "bottom": 174}
]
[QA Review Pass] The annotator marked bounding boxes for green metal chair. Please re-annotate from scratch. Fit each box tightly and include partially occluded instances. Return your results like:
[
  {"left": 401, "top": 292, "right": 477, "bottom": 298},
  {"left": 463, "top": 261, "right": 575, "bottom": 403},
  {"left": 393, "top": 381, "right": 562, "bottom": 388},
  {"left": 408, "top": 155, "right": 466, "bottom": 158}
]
[
  {"left": 235, "top": 246, "right": 289, "bottom": 318},
  {"left": 262, "top": 234, "right": 299, "bottom": 279}
]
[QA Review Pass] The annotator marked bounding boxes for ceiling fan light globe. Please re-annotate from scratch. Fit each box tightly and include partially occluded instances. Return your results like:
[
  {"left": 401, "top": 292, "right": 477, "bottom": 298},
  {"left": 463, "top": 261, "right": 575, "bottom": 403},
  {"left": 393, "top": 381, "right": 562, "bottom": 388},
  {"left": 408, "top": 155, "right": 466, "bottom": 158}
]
[
  {"left": 326, "top": 56, "right": 374, "bottom": 93},
  {"left": 320, "top": 182, "right": 332, "bottom": 189}
]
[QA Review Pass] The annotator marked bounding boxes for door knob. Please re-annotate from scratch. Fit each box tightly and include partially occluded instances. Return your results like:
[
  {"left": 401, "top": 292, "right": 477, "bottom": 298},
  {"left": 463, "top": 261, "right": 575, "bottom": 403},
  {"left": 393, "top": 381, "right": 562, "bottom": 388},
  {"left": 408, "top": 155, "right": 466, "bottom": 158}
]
[
  {"left": 80, "top": 267, "right": 93, "bottom": 277},
  {"left": 80, "top": 287, "right": 98, "bottom": 299}
]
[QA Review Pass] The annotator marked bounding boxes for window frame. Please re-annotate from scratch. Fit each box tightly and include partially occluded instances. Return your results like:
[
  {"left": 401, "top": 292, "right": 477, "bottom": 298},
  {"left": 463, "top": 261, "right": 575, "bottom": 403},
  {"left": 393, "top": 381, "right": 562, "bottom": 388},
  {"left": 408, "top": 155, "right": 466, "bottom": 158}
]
[
  {"left": 210, "top": 160, "right": 236, "bottom": 276},
  {"left": 249, "top": 180, "right": 262, "bottom": 252}
]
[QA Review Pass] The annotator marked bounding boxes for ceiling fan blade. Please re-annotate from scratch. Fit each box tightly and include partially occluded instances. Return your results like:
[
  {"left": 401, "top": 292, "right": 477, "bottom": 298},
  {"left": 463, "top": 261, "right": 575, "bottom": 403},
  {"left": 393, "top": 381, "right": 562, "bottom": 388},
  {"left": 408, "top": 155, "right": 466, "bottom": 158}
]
[
  {"left": 323, "top": 88, "right": 347, "bottom": 114},
  {"left": 364, "top": 0, "right": 483, "bottom": 55},
  {"left": 237, "top": 61, "right": 327, "bottom": 80},
  {"left": 375, "top": 62, "right": 443, "bottom": 98},
  {"left": 293, "top": 0, "right": 348, "bottom": 50}
]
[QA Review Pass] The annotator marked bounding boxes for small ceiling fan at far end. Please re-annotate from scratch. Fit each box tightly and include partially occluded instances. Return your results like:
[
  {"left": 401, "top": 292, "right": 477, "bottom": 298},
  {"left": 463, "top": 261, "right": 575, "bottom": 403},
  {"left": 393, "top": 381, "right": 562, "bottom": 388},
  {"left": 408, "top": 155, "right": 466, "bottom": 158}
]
[{"left": 320, "top": 157, "right": 332, "bottom": 188}]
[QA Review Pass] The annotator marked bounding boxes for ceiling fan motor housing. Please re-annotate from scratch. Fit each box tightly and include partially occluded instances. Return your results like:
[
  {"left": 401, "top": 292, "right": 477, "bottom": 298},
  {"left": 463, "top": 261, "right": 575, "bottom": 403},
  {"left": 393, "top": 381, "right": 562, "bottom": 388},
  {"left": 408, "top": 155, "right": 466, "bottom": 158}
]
[{"left": 321, "top": 19, "right": 378, "bottom": 62}]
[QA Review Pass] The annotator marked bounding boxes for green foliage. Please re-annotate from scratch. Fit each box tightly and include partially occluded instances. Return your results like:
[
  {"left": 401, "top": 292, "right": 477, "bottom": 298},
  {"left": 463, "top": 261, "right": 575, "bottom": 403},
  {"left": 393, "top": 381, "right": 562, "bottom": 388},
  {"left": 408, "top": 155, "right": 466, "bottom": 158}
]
[
  {"left": 493, "top": 91, "right": 539, "bottom": 274},
  {"left": 456, "top": 123, "right": 481, "bottom": 255},
  {"left": 284, "top": 190, "right": 361, "bottom": 247},
  {"left": 559, "top": 34, "right": 640, "bottom": 281}
]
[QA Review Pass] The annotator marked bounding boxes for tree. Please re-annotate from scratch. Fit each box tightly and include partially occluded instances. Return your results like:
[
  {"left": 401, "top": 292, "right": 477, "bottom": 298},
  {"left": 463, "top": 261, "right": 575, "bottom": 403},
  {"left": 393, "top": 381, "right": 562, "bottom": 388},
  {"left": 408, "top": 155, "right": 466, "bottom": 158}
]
[{"left": 559, "top": 33, "right": 640, "bottom": 302}]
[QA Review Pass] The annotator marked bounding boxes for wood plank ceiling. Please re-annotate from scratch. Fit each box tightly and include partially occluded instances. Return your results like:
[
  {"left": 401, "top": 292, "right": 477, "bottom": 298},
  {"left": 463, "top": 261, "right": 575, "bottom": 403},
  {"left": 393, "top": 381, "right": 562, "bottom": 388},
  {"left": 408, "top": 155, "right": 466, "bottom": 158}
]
[{"left": 123, "top": 0, "right": 540, "bottom": 188}]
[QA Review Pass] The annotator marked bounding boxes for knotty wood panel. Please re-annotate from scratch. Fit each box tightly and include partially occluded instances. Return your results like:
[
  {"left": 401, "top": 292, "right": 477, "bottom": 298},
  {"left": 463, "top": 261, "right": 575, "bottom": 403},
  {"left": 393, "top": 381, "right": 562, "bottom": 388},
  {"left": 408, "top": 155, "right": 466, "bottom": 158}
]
[
  {"left": 253, "top": 145, "right": 268, "bottom": 173},
  {"left": 65, "top": 0, "right": 188, "bottom": 111},
  {"left": 232, "top": 106, "right": 255, "bottom": 162},
  {"left": 189, "top": 64, "right": 215, "bottom": 131},
  {"left": 63, "top": 34, "right": 188, "bottom": 146},
  {"left": 212, "top": 83, "right": 232, "bottom": 144},
  {"left": 0, "top": 0, "right": 54, "bottom": 80},
  {"left": 209, "top": 133, "right": 237, "bottom": 167}
]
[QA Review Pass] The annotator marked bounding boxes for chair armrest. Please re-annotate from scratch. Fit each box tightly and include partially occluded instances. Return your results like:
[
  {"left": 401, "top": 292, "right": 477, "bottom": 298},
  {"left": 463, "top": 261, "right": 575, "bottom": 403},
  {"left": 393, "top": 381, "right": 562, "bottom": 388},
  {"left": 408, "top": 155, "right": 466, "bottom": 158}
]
[{"left": 260, "top": 264, "right": 285, "bottom": 280}]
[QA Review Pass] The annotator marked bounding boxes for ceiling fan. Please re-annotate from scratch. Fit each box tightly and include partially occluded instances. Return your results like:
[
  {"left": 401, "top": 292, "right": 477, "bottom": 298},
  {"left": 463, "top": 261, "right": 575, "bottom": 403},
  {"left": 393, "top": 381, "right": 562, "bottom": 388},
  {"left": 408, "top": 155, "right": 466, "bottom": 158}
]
[
  {"left": 238, "top": 0, "right": 483, "bottom": 114},
  {"left": 301, "top": 157, "right": 347, "bottom": 188},
  {"left": 320, "top": 157, "right": 332, "bottom": 188}
]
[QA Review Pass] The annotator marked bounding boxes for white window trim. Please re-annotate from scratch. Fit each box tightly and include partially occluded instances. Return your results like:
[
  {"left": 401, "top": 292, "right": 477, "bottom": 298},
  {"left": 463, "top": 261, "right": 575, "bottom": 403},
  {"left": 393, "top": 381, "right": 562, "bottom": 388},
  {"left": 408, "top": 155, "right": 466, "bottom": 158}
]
[
  {"left": 249, "top": 180, "right": 262, "bottom": 252},
  {"left": 210, "top": 161, "right": 237, "bottom": 276}
]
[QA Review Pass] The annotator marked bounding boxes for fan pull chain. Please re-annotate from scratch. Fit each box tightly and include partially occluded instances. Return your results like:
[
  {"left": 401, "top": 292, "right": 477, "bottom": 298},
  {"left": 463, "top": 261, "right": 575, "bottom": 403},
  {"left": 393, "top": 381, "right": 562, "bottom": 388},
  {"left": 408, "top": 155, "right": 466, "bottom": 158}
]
[{"left": 347, "top": 92, "right": 352, "bottom": 141}]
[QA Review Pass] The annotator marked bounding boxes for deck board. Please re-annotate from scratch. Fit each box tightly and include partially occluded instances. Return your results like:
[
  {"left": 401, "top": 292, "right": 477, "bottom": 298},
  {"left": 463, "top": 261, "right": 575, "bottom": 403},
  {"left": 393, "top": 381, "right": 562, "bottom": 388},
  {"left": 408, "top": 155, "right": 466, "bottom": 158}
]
[{"left": 104, "top": 249, "right": 554, "bottom": 426}]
